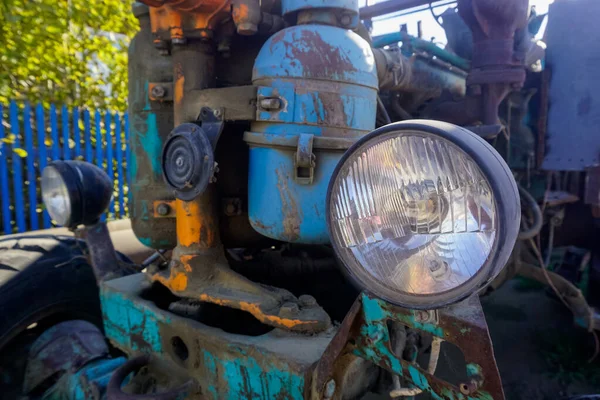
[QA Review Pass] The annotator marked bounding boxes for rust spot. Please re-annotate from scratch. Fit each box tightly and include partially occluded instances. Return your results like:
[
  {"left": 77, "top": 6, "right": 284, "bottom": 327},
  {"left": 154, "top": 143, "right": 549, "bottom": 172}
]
[
  {"left": 197, "top": 294, "right": 318, "bottom": 329},
  {"left": 275, "top": 167, "right": 301, "bottom": 242}
]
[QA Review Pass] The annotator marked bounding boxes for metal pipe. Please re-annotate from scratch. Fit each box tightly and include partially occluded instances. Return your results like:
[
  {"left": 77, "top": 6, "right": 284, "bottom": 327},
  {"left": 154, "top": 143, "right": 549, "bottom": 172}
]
[
  {"left": 372, "top": 31, "right": 470, "bottom": 71},
  {"left": 360, "top": 0, "right": 441, "bottom": 19},
  {"left": 373, "top": 48, "right": 466, "bottom": 97}
]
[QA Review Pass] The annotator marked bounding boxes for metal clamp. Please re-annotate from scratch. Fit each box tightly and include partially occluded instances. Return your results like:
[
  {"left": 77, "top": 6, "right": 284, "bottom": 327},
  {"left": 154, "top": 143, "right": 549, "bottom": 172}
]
[{"left": 294, "top": 134, "right": 316, "bottom": 185}]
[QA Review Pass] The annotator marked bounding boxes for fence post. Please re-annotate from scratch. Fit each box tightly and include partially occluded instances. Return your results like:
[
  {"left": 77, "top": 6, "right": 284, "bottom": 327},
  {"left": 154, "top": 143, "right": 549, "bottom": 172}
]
[
  {"left": 36, "top": 104, "right": 51, "bottom": 229},
  {"left": 0, "top": 105, "right": 12, "bottom": 234},
  {"left": 9, "top": 101, "right": 26, "bottom": 232},
  {"left": 24, "top": 103, "right": 38, "bottom": 231}
]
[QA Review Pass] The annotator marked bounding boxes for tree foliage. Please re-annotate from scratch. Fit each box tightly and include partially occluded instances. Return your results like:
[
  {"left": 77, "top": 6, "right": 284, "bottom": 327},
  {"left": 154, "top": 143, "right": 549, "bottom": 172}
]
[{"left": 0, "top": 0, "right": 137, "bottom": 111}]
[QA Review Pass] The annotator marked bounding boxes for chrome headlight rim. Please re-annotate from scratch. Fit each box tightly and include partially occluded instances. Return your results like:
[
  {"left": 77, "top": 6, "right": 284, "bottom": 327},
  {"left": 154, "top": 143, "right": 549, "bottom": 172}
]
[{"left": 326, "top": 120, "right": 520, "bottom": 309}]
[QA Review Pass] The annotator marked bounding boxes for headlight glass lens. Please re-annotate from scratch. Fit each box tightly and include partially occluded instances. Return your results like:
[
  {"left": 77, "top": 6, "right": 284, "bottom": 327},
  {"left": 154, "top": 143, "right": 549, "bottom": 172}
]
[
  {"left": 41, "top": 166, "right": 71, "bottom": 226},
  {"left": 329, "top": 131, "right": 497, "bottom": 305}
]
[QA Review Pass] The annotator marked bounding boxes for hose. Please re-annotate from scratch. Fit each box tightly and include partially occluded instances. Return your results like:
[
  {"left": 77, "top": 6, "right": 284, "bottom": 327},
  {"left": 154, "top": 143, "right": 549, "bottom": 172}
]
[{"left": 518, "top": 184, "right": 543, "bottom": 240}]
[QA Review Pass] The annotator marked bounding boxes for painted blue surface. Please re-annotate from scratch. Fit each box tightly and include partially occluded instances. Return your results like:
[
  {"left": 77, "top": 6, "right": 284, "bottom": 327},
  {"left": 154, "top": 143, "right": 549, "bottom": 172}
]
[
  {"left": 115, "top": 114, "right": 125, "bottom": 216},
  {"left": 248, "top": 23, "right": 378, "bottom": 244},
  {"left": 73, "top": 107, "right": 81, "bottom": 158},
  {"left": 24, "top": 103, "right": 38, "bottom": 230},
  {"left": 43, "top": 357, "right": 126, "bottom": 400},
  {"left": 35, "top": 104, "right": 51, "bottom": 228},
  {"left": 101, "top": 277, "right": 307, "bottom": 400},
  {"left": 84, "top": 109, "right": 93, "bottom": 163},
  {"left": 9, "top": 101, "right": 26, "bottom": 233},
  {"left": 50, "top": 105, "right": 60, "bottom": 161},
  {"left": 0, "top": 102, "right": 130, "bottom": 234},
  {"left": 62, "top": 105, "right": 70, "bottom": 160},
  {"left": 248, "top": 147, "right": 343, "bottom": 243},
  {"left": 0, "top": 105, "right": 12, "bottom": 233},
  {"left": 281, "top": 0, "right": 358, "bottom": 15},
  {"left": 253, "top": 25, "right": 378, "bottom": 89},
  {"left": 101, "top": 287, "right": 166, "bottom": 353},
  {"left": 105, "top": 112, "right": 115, "bottom": 217}
]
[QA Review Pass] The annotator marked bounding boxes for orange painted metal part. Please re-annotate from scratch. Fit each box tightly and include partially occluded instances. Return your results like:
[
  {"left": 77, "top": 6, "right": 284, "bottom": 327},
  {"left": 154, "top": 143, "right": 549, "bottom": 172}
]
[
  {"left": 144, "top": 0, "right": 230, "bottom": 41},
  {"left": 175, "top": 199, "right": 218, "bottom": 248},
  {"left": 149, "top": 253, "right": 332, "bottom": 332}
]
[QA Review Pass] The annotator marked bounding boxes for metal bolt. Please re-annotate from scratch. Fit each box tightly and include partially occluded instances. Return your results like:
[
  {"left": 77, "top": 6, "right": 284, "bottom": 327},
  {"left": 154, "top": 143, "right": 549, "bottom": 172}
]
[
  {"left": 259, "top": 97, "right": 282, "bottom": 111},
  {"left": 151, "top": 85, "right": 166, "bottom": 99},
  {"left": 213, "top": 109, "right": 222, "bottom": 118},
  {"left": 299, "top": 294, "right": 317, "bottom": 308},
  {"left": 324, "top": 379, "right": 336, "bottom": 399},
  {"left": 225, "top": 203, "right": 237, "bottom": 215},
  {"left": 279, "top": 302, "right": 300, "bottom": 317},
  {"left": 175, "top": 156, "right": 185, "bottom": 167},
  {"left": 156, "top": 203, "right": 171, "bottom": 216},
  {"left": 172, "top": 37, "right": 187, "bottom": 45},
  {"left": 340, "top": 14, "right": 353, "bottom": 26}
]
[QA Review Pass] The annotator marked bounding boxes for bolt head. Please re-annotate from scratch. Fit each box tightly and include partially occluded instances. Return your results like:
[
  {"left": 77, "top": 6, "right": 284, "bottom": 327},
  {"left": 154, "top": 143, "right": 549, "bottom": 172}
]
[
  {"left": 156, "top": 203, "right": 170, "bottom": 216},
  {"left": 279, "top": 302, "right": 300, "bottom": 317},
  {"left": 172, "top": 37, "right": 187, "bottom": 45},
  {"left": 151, "top": 85, "right": 166, "bottom": 98},
  {"left": 340, "top": 15, "right": 352, "bottom": 26},
  {"left": 259, "top": 98, "right": 282, "bottom": 111},
  {"left": 299, "top": 294, "right": 317, "bottom": 307},
  {"left": 213, "top": 109, "right": 222, "bottom": 118}
]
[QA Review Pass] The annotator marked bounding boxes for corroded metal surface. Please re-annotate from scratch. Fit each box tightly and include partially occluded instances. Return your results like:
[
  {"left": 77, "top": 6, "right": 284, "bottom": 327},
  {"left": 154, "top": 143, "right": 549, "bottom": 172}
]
[
  {"left": 101, "top": 274, "right": 333, "bottom": 399},
  {"left": 311, "top": 293, "right": 504, "bottom": 400},
  {"left": 354, "top": 293, "right": 504, "bottom": 399},
  {"left": 149, "top": 254, "right": 332, "bottom": 332}
]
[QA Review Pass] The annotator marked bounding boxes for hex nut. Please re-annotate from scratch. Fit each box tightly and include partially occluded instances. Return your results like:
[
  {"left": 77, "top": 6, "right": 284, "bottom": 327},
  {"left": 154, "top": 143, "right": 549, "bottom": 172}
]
[
  {"left": 156, "top": 203, "right": 171, "bottom": 216},
  {"left": 151, "top": 85, "right": 166, "bottom": 99},
  {"left": 299, "top": 294, "right": 317, "bottom": 308}
]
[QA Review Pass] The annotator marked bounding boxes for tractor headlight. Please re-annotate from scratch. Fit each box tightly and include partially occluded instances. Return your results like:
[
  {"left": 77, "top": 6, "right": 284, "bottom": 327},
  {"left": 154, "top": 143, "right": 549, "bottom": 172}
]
[
  {"left": 41, "top": 161, "right": 112, "bottom": 228},
  {"left": 327, "top": 121, "right": 520, "bottom": 309}
]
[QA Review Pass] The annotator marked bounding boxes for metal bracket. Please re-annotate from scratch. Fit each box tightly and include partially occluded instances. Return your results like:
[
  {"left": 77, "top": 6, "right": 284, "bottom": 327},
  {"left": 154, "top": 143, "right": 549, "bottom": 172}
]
[
  {"left": 198, "top": 107, "right": 225, "bottom": 149},
  {"left": 294, "top": 134, "right": 316, "bottom": 185}
]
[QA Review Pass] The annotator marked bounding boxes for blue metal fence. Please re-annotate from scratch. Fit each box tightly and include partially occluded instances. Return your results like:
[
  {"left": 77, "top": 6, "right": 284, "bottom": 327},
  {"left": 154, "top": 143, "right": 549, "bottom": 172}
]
[{"left": 0, "top": 101, "right": 129, "bottom": 235}]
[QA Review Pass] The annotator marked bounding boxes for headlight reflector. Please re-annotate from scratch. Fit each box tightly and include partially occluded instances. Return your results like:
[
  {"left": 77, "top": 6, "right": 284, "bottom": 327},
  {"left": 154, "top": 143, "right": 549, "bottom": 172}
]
[
  {"left": 327, "top": 121, "right": 520, "bottom": 308},
  {"left": 41, "top": 166, "right": 72, "bottom": 226}
]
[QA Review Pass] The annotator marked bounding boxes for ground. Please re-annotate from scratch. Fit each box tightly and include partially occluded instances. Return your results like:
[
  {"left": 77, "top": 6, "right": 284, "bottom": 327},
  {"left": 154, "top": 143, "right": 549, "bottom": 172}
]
[{"left": 481, "top": 278, "right": 600, "bottom": 399}]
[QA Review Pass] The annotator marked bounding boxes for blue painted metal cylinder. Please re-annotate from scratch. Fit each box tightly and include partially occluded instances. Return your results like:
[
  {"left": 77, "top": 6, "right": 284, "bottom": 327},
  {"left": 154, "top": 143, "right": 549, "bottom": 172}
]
[
  {"left": 282, "top": 0, "right": 359, "bottom": 16},
  {"left": 246, "top": 24, "right": 378, "bottom": 244}
]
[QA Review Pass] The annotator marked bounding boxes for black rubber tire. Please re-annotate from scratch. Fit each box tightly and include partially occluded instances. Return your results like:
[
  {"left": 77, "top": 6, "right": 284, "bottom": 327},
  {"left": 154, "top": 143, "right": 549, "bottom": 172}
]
[
  {"left": 0, "top": 235, "right": 106, "bottom": 398},
  {"left": 0, "top": 235, "right": 103, "bottom": 349}
]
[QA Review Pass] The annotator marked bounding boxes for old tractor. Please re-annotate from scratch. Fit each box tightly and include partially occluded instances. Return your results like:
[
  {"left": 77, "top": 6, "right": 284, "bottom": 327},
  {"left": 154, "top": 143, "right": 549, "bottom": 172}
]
[{"left": 1, "top": 0, "right": 599, "bottom": 399}]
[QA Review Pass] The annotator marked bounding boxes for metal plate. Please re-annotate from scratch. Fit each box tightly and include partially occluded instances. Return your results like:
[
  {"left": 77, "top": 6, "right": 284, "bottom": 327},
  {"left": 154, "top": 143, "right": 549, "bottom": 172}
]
[{"left": 542, "top": 0, "right": 600, "bottom": 171}]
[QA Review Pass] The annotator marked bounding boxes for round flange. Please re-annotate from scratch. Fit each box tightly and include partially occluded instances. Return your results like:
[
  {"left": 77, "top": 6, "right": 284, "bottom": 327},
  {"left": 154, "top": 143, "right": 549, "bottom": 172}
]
[{"left": 162, "top": 123, "right": 214, "bottom": 201}]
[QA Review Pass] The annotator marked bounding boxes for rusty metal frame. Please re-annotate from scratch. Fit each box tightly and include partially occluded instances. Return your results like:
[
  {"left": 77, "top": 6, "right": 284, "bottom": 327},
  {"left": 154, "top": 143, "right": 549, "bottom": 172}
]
[{"left": 312, "top": 293, "right": 504, "bottom": 400}]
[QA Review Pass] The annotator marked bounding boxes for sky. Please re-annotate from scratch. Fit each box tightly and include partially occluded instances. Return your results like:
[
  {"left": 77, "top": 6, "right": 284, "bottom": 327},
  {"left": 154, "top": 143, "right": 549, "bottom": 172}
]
[{"left": 360, "top": 0, "right": 554, "bottom": 44}]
